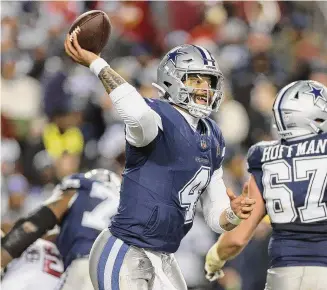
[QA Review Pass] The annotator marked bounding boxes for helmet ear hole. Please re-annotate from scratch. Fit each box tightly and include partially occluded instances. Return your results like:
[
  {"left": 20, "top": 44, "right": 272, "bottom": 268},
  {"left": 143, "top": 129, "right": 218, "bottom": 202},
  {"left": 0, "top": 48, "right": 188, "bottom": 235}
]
[
  {"left": 164, "top": 81, "right": 172, "bottom": 88},
  {"left": 315, "top": 118, "right": 325, "bottom": 124}
]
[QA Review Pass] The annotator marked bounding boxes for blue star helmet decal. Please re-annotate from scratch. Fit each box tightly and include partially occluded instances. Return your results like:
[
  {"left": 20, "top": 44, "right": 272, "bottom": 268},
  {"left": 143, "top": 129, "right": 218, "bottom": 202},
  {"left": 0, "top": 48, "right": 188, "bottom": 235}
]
[
  {"left": 305, "top": 83, "right": 325, "bottom": 103},
  {"left": 166, "top": 47, "right": 188, "bottom": 65}
]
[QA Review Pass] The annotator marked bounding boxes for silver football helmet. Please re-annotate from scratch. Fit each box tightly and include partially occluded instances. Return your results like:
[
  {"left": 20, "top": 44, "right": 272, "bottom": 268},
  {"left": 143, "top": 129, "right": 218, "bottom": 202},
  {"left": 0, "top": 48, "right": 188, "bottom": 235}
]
[
  {"left": 153, "top": 44, "right": 224, "bottom": 118},
  {"left": 84, "top": 168, "right": 121, "bottom": 190},
  {"left": 272, "top": 80, "right": 327, "bottom": 140}
]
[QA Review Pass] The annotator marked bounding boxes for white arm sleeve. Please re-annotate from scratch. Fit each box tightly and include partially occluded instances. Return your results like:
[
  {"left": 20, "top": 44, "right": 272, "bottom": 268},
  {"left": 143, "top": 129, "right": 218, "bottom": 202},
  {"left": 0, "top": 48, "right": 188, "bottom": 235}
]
[
  {"left": 109, "top": 83, "right": 163, "bottom": 147},
  {"left": 200, "top": 168, "right": 230, "bottom": 233}
]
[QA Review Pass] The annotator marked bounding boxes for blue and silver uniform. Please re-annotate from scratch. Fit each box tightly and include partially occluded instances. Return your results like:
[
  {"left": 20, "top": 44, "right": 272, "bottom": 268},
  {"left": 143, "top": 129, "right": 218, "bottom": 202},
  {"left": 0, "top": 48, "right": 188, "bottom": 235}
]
[
  {"left": 110, "top": 98, "right": 225, "bottom": 253},
  {"left": 247, "top": 133, "right": 327, "bottom": 268}
]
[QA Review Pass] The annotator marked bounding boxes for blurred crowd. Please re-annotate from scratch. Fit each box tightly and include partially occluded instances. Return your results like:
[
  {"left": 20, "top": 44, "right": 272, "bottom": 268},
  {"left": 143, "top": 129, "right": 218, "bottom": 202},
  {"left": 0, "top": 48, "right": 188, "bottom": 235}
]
[{"left": 1, "top": 1, "right": 327, "bottom": 290}]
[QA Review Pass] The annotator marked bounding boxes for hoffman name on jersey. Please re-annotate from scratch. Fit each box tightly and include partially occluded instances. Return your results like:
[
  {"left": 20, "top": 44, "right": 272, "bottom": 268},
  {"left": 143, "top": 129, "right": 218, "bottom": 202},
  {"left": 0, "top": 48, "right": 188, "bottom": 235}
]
[{"left": 261, "top": 138, "right": 327, "bottom": 162}]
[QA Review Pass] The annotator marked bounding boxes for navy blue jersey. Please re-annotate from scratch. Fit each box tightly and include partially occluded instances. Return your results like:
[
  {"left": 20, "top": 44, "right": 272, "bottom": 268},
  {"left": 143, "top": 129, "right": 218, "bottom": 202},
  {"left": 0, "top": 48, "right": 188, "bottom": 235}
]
[
  {"left": 55, "top": 174, "right": 119, "bottom": 269},
  {"left": 110, "top": 99, "right": 225, "bottom": 253},
  {"left": 247, "top": 133, "right": 327, "bottom": 268}
]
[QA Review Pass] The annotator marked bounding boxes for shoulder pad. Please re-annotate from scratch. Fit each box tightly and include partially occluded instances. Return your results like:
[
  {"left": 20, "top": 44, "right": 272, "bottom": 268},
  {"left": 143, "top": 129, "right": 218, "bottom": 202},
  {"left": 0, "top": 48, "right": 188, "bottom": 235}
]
[
  {"left": 205, "top": 118, "right": 226, "bottom": 156},
  {"left": 144, "top": 98, "right": 172, "bottom": 116},
  {"left": 205, "top": 118, "right": 223, "bottom": 139},
  {"left": 204, "top": 118, "right": 217, "bottom": 135},
  {"left": 254, "top": 140, "right": 279, "bottom": 147},
  {"left": 144, "top": 98, "right": 161, "bottom": 110},
  {"left": 247, "top": 140, "right": 279, "bottom": 172}
]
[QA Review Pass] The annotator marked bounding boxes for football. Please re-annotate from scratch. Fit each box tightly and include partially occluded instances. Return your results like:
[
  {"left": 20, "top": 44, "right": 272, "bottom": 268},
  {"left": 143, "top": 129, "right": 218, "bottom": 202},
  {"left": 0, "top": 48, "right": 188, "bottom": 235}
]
[{"left": 69, "top": 10, "right": 111, "bottom": 55}]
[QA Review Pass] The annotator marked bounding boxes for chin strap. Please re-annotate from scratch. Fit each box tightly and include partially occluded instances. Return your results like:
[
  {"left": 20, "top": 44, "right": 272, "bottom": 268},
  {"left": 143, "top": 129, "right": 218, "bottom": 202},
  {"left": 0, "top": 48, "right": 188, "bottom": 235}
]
[{"left": 309, "top": 121, "right": 324, "bottom": 134}]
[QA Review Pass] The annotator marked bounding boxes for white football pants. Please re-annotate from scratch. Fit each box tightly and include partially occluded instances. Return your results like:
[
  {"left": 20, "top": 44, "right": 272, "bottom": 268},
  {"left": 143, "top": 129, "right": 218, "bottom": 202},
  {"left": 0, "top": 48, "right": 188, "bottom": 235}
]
[
  {"left": 265, "top": 266, "right": 327, "bottom": 290},
  {"left": 89, "top": 228, "right": 187, "bottom": 290}
]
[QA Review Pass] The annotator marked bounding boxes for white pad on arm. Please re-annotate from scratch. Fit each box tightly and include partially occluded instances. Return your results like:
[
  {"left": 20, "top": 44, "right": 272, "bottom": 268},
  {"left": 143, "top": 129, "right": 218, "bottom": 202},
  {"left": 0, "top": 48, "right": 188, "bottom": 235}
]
[
  {"left": 109, "top": 83, "right": 163, "bottom": 147},
  {"left": 200, "top": 168, "right": 229, "bottom": 233}
]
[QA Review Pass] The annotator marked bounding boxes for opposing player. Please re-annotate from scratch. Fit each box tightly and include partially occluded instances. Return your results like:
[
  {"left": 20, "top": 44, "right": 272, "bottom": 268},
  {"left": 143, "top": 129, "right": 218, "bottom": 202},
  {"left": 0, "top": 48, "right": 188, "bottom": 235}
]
[
  {"left": 205, "top": 80, "right": 327, "bottom": 290},
  {"left": 1, "top": 237, "right": 63, "bottom": 290},
  {"left": 1, "top": 169, "right": 121, "bottom": 290},
  {"left": 64, "top": 32, "right": 255, "bottom": 290}
]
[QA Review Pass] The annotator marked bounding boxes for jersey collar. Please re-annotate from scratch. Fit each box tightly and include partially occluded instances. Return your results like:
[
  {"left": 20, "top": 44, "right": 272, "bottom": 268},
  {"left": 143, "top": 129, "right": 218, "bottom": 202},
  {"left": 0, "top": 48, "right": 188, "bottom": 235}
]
[{"left": 174, "top": 106, "right": 199, "bottom": 132}]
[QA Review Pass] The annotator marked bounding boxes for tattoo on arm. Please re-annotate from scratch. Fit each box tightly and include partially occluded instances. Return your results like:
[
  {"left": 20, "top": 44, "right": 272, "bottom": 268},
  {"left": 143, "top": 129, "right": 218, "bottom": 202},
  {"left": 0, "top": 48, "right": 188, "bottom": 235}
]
[
  {"left": 98, "top": 66, "right": 126, "bottom": 94},
  {"left": 220, "top": 222, "right": 237, "bottom": 231}
]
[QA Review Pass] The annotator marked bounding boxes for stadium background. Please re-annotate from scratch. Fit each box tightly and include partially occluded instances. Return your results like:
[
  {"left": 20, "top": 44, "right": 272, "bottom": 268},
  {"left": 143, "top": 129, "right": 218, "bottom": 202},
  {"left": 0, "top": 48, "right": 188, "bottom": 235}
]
[{"left": 1, "top": 1, "right": 327, "bottom": 289}]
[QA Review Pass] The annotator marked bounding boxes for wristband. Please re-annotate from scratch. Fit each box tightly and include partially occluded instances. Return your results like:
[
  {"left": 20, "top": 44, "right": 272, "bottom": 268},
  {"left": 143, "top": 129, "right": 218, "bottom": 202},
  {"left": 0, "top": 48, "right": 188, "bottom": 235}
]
[
  {"left": 1, "top": 206, "right": 58, "bottom": 259},
  {"left": 225, "top": 207, "right": 241, "bottom": 225},
  {"left": 89, "top": 58, "right": 110, "bottom": 76}
]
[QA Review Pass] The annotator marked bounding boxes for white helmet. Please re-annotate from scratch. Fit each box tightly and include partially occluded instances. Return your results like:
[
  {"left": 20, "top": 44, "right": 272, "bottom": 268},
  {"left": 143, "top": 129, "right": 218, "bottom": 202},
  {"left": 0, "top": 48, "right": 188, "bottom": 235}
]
[
  {"left": 272, "top": 80, "right": 327, "bottom": 140},
  {"left": 84, "top": 168, "right": 121, "bottom": 190}
]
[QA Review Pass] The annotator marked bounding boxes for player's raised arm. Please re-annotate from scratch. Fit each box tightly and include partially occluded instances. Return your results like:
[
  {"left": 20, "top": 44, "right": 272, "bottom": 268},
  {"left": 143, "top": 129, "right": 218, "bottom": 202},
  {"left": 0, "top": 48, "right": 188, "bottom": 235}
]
[
  {"left": 0, "top": 185, "right": 77, "bottom": 268},
  {"left": 64, "top": 32, "right": 162, "bottom": 147},
  {"left": 204, "top": 174, "right": 266, "bottom": 281}
]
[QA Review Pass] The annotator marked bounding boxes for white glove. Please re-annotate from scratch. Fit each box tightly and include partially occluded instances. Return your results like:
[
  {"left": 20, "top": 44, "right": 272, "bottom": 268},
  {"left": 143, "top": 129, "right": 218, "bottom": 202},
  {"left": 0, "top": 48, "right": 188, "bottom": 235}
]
[{"left": 205, "top": 242, "right": 226, "bottom": 282}]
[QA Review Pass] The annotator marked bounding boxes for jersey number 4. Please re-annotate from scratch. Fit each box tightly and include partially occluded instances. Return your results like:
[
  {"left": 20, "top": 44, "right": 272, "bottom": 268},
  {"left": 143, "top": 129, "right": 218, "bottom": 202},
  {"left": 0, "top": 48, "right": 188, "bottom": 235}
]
[
  {"left": 179, "top": 167, "right": 211, "bottom": 224},
  {"left": 263, "top": 156, "right": 327, "bottom": 223}
]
